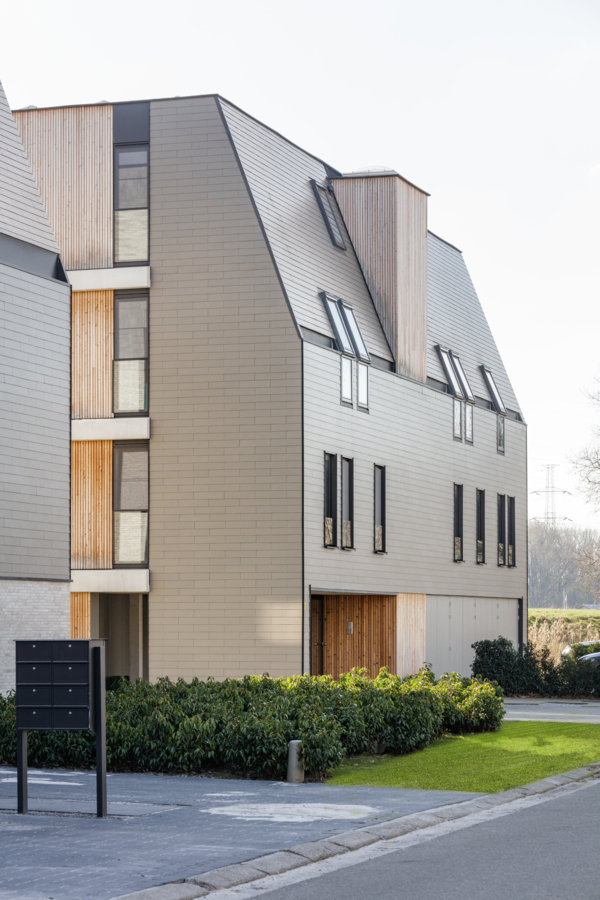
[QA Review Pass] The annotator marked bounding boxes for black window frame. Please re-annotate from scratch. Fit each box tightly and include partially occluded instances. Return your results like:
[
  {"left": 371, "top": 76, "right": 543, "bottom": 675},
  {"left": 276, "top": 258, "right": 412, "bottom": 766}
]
[
  {"left": 450, "top": 352, "right": 475, "bottom": 401},
  {"left": 311, "top": 180, "right": 346, "bottom": 250},
  {"left": 113, "top": 291, "right": 149, "bottom": 417},
  {"left": 453, "top": 397, "right": 463, "bottom": 440},
  {"left": 497, "top": 494, "right": 506, "bottom": 566},
  {"left": 497, "top": 414, "right": 506, "bottom": 453},
  {"left": 113, "top": 441, "right": 149, "bottom": 569},
  {"left": 321, "top": 292, "right": 355, "bottom": 356},
  {"left": 480, "top": 366, "right": 507, "bottom": 414},
  {"left": 507, "top": 496, "right": 516, "bottom": 567},
  {"left": 113, "top": 141, "right": 150, "bottom": 267},
  {"left": 324, "top": 453, "right": 337, "bottom": 547},
  {"left": 436, "top": 345, "right": 464, "bottom": 398},
  {"left": 454, "top": 483, "right": 463, "bottom": 561},
  {"left": 341, "top": 457, "right": 354, "bottom": 550},
  {"left": 465, "top": 402, "right": 474, "bottom": 443},
  {"left": 339, "top": 301, "right": 371, "bottom": 362},
  {"left": 476, "top": 489, "right": 485, "bottom": 564},
  {"left": 374, "top": 465, "right": 386, "bottom": 553}
]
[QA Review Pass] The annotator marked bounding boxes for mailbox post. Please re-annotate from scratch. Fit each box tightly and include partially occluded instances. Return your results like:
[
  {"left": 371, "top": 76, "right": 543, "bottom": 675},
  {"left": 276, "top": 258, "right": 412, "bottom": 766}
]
[{"left": 15, "top": 639, "right": 107, "bottom": 818}]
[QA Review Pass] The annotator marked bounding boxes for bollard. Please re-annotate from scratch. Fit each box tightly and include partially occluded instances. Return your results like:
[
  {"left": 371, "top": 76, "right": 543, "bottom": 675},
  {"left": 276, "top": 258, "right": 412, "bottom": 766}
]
[{"left": 287, "top": 740, "right": 304, "bottom": 783}]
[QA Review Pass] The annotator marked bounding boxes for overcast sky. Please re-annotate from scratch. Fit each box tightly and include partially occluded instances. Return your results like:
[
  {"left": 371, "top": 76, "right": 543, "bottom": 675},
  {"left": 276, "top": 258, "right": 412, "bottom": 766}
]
[{"left": 2, "top": 0, "right": 600, "bottom": 528}]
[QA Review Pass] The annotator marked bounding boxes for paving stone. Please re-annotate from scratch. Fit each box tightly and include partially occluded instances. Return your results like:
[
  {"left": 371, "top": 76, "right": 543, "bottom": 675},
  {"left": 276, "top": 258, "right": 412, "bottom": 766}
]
[
  {"left": 563, "top": 766, "right": 597, "bottom": 781},
  {"left": 362, "top": 818, "right": 422, "bottom": 839},
  {"left": 248, "top": 851, "right": 311, "bottom": 875},
  {"left": 114, "top": 885, "right": 209, "bottom": 900},
  {"left": 288, "top": 840, "right": 349, "bottom": 862},
  {"left": 486, "top": 789, "right": 528, "bottom": 805},
  {"left": 186, "top": 863, "right": 266, "bottom": 890},
  {"left": 520, "top": 779, "right": 556, "bottom": 794},
  {"left": 326, "top": 828, "right": 381, "bottom": 850}
]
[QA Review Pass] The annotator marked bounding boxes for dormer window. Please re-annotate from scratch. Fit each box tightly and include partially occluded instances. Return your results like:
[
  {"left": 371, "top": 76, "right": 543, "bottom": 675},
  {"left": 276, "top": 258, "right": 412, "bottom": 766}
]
[
  {"left": 435, "top": 346, "right": 464, "bottom": 398},
  {"left": 321, "top": 293, "right": 370, "bottom": 362},
  {"left": 480, "top": 366, "right": 507, "bottom": 414},
  {"left": 311, "top": 180, "right": 346, "bottom": 249},
  {"left": 450, "top": 353, "right": 474, "bottom": 401}
]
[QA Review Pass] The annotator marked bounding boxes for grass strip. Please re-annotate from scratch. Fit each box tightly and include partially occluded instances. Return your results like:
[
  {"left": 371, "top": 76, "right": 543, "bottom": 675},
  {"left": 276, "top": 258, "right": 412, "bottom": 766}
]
[
  {"left": 327, "top": 722, "right": 600, "bottom": 793},
  {"left": 528, "top": 608, "right": 600, "bottom": 627}
]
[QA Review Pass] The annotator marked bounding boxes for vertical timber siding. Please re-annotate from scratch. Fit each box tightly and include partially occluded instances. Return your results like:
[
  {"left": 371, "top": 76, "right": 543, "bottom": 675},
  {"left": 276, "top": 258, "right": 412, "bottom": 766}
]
[
  {"left": 71, "top": 440, "right": 112, "bottom": 569},
  {"left": 72, "top": 290, "right": 114, "bottom": 419},
  {"left": 148, "top": 96, "right": 303, "bottom": 680},
  {"left": 320, "top": 594, "right": 396, "bottom": 679},
  {"left": 396, "top": 593, "right": 426, "bottom": 677},
  {"left": 70, "top": 593, "right": 91, "bottom": 638},
  {"left": 333, "top": 175, "right": 428, "bottom": 381},
  {"left": 14, "top": 105, "right": 113, "bottom": 270}
]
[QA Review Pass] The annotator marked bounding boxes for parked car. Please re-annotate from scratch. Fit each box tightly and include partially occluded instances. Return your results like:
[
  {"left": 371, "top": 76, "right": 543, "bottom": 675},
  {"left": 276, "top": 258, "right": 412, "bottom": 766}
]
[
  {"left": 561, "top": 640, "right": 600, "bottom": 658},
  {"left": 577, "top": 652, "right": 600, "bottom": 668}
]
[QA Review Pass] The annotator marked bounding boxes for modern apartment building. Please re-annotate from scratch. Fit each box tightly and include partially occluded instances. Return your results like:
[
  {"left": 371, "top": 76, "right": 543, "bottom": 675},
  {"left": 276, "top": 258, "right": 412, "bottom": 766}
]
[
  {"left": 13, "top": 94, "right": 527, "bottom": 683},
  {"left": 0, "top": 81, "right": 70, "bottom": 694}
]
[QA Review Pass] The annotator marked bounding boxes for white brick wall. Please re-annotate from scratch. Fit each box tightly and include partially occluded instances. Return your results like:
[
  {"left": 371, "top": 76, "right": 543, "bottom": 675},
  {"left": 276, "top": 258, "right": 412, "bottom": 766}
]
[{"left": 0, "top": 580, "right": 70, "bottom": 694}]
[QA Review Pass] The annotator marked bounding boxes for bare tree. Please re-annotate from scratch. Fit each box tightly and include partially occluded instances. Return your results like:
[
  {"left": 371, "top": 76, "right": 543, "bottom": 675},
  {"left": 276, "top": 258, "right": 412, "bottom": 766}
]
[{"left": 528, "top": 522, "right": 599, "bottom": 608}]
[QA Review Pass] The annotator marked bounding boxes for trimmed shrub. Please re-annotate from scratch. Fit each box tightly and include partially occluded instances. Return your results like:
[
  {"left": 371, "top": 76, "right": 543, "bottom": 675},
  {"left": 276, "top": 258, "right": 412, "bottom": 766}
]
[
  {"left": 472, "top": 637, "right": 600, "bottom": 696},
  {"left": 0, "top": 668, "right": 503, "bottom": 778}
]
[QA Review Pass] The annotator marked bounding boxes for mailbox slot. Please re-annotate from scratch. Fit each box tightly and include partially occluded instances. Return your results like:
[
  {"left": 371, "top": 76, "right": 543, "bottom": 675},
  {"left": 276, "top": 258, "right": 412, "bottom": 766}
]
[
  {"left": 16, "top": 641, "right": 53, "bottom": 662},
  {"left": 52, "top": 708, "right": 90, "bottom": 730},
  {"left": 53, "top": 685, "right": 89, "bottom": 706},
  {"left": 16, "top": 685, "right": 52, "bottom": 706},
  {"left": 17, "top": 708, "right": 52, "bottom": 730},
  {"left": 17, "top": 663, "right": 52, "bottom": 684},
  {"left": 52, "top": 663, "right": 89, "bottom": 684},
  {"left": 52, "top": 641, "right": 89, "bottom": 662}
]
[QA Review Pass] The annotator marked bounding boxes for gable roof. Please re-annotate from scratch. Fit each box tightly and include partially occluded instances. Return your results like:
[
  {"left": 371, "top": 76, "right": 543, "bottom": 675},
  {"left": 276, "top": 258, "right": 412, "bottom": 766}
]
[
  {"left": 427, "top": 231, "right": 521, "bottom": 414},
  {"left": 0, "top": 80, "right": 58, "bottom": 254}
]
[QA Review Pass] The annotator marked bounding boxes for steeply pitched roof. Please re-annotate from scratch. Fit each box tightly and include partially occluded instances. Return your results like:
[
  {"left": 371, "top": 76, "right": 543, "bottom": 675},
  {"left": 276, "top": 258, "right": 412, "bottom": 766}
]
[
  {"left": 427, "top": 231, "right": 521, "bottom": 414},
  {"left": 220, "top": 99, "right": 393, "bottom": 363},
  {"left": 0, "top": 80, "right": 58, "bottom": 253}
]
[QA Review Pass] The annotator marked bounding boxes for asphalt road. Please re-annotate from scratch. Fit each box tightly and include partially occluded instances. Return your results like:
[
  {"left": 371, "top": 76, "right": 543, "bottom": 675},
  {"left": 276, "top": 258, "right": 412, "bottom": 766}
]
[
  {"left": 254, "top": 779, "right": 600, "bottom": 900},
  {"left": 503, "top": 698, "right": 600, "bottom": 723}
]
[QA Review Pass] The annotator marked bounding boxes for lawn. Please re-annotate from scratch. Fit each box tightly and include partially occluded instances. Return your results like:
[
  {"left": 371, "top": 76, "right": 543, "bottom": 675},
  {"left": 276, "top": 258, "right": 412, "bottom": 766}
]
[
  {"left": 327, "top": 722, "right": 600, "bottom": 793},
  {"left": 528, "top": 608, "right": 600, "bottom": 628}
]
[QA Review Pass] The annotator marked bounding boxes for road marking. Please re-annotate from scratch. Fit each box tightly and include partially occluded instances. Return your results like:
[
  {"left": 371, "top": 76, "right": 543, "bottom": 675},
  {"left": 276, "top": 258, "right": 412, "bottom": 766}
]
[
  {"left": 202, "top": 803, "right": 380, "bottom": 823},
  {"left": 202, "top": 777, "right": 600, "bottom": 899},
  {"left": 0, "top": 778, "right": 84, "bottom": 786}
]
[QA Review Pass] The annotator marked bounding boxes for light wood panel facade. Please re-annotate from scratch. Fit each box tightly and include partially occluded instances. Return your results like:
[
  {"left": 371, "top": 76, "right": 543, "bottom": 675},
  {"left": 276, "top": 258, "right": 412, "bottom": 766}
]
[
  {"left": 14, "top": 105, "right": 113, "bottom": 270},
  {"left": 396, "top": 593, "right": 426, "bottom": 677},
  {"left": 70, "top": 592, "right": 91, "bottom": 638},
  {"left": 72, "top": 290, "right": 114, "bottom": 419},
  {"left": 311, "top": 594, "right": 396, "bottom": 679},
  {"left": 332, "top": 175, "right": 428, "bottom": 382},
  {"left": 71, "top": 440, "right": 113, "bottom": 569}
]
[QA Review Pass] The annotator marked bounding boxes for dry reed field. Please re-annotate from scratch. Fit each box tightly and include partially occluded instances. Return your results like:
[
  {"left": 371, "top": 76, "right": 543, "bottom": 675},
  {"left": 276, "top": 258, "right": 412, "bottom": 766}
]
[{"left": 528, "top": 609, "right": 600, "bottom": 664}]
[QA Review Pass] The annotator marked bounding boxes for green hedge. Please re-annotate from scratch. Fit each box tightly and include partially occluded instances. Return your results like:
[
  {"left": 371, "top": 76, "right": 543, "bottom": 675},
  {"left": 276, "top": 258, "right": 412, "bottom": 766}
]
[
  {"left": 472, "top": 637, "right": 600, "bottom": 696},
  {"left": 0, "top": 669, "right": 503, "bottom": 779}
]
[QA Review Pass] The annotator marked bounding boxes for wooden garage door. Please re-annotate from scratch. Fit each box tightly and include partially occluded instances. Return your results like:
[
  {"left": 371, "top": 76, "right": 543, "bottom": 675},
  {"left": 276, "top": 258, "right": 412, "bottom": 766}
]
[{"left": 311, "top": 594, "right": 396, "bottom": 679}]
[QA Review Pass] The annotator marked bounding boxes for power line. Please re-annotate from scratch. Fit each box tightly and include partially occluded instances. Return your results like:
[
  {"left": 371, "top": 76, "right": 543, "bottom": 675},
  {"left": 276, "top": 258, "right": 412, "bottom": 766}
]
[{"left": 531, "top": 464, "right": 571, "bottom": 525}]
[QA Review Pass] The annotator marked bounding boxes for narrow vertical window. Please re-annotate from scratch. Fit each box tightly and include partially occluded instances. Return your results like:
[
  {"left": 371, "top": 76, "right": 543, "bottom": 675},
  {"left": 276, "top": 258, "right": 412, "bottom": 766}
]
[
  {"left": 341, "top": 357, "right": 353, "bottom": 404},
  {"left": 324, "top": 453, "right": 337, "bottom": 547},
  {"left": 497, "top": 415, "right": 505, "bottom": 452},
  {"left": 114, "top": 144, "right": 149, "bottom": 263},
  {"left": 476, "top": 489, "right": 485, "bottom": 563},
  {"left": 341, "top": 458, "right": 354, "bottom": 549},
  {"left": 114, "top": 293, "right": 149, "bottom": 414},
  {"left": 358, "top": 363, "right": 369, "bottom": 408},
  {"left": 113, "top": 443, "right": 149, "bottom": 566},
  {"left": 465, "top": 404, "right": 473, "bottom": 443},
  {"left": 374, "top": 465, "right": 385, "bottom": 552},
  {"left": 497, "top": 494, "right": 506, "bottom": 565},
  {"left": 507, "top": 496, "right": 516, "bottom": 566},
  {"left": 454, "top": 484, "right": 463, "bottom": 561},
  {"left": 453, "top": 398, "right": 462, "bottom": 439}
]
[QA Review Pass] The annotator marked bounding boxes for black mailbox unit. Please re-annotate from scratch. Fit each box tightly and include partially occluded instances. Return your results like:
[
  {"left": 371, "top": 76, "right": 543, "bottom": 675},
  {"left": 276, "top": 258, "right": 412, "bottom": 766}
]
[{"left": 15, "top": 639, "right": 106, "bottom": 817}]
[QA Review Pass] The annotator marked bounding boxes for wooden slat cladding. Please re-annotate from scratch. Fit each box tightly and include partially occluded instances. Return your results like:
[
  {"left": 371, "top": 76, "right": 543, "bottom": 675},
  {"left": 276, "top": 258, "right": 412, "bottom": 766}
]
[
  {"left": 313, "top": 594, "right": 396, "bottom": 679},
  {"left": 14, "top": 105, "right": 113, "bottom": 270},
  {"left": 396, "top": 593, "right": 426, "bottom": 677},
  {"left": 332, "top": 176, "right": 428, "bottom": 383},
  {"left": 71, "top": 440, "right": 112, "bottom": 569},
  {"left": 70, "top": 593, "right": 91, "bottom": 639},
  {"left": 72, "top": 290, "right": 114, "bottom": 419}
]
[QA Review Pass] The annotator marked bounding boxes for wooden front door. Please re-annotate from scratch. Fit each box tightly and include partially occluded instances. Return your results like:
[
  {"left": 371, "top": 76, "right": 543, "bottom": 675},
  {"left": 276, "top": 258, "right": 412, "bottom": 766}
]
[{"left": 311, "top": 594, "right": 396, "bottom": 679}]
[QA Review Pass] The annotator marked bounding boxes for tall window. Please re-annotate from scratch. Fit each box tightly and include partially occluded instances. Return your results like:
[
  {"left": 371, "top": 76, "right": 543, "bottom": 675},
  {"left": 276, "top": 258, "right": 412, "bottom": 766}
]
[
  {"left": 114, "top": 144, "right": 149, "bottom": 263},
  {"left": 497, "top": 415, "right": 505, "bottom": 452},
  {"left": 114, "top": 293, "right": 148, "bottom": 414},
  {"left": 465, "top": 403, "right": 474, "bottom": 442},
  {"left": 341, "top": 458, "right": 354, "bottom": 549},
  {"left": 358, "top": 363, "right": 369, "bottom": 408},
  {"left": 454, "top": 484, "right": 463, "bottom": 561},
  {"left": 476, "top": 489, "right": 485, "bottom": 563},
  {"left": 324, "top": 453, "right": 337, "bottom": 547},
  {"left": 341, "top": 357, "right": 353, "bottom": 403},
  {"left": 453, "top": 398, "right": 462, "bottom": 439},
  {"left": 311, "top": 180, "right": 346, "bottom": 249},
  {"left": 507, "top": 496, "right": 516, "bottom": 566},
  {"left": 374, "top": 465, "right": 385, "bottom": 552},
  {"left": 114, "top": 443, "right": 148, "bottom": 566},
  {"left": 497, "top": 494, "right": 506, "bottom": 566}
]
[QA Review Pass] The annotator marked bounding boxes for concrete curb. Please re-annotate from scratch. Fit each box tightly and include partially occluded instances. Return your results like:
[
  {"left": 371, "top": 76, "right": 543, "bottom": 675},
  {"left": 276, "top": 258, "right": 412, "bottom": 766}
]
[{"left": 113, "top": 761, "right": 600, "bottom": 900}]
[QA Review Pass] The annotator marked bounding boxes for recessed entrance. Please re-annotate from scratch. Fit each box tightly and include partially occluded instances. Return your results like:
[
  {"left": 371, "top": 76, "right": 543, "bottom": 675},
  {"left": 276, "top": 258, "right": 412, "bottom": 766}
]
[{"left": 311, "top": 594, "right": 396, "bottom": 679}]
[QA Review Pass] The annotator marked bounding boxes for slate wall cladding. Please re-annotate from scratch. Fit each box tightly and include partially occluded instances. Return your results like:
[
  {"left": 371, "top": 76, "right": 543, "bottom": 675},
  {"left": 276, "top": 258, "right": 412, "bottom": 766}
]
[
  {"left": 0, "top": 262, "right": 71, "bottom": 579},
  {"left": 0, "top": 580, "right": 70, "bottom": 694},
  {"left": 148, "top": 96, "right": 303, "bottom": 681}
]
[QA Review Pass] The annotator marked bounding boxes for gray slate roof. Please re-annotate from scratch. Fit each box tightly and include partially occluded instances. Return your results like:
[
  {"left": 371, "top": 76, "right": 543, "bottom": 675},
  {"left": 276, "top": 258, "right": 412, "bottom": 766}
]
[{"left": 0, "top": 80, "right": 58, "bottom": 253}]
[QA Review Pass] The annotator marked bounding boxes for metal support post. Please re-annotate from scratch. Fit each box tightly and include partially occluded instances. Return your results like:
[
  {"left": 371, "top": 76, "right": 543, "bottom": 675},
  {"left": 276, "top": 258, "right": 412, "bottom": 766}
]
[
  {"left": 93, "top": 645, "right": 107, "bottom": 818},
  {"left": 286, "top": 740, "right": 304, "bottom": 783},
  {"left": 17, "top": 730, "right": 28, "bottom": 814}
]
